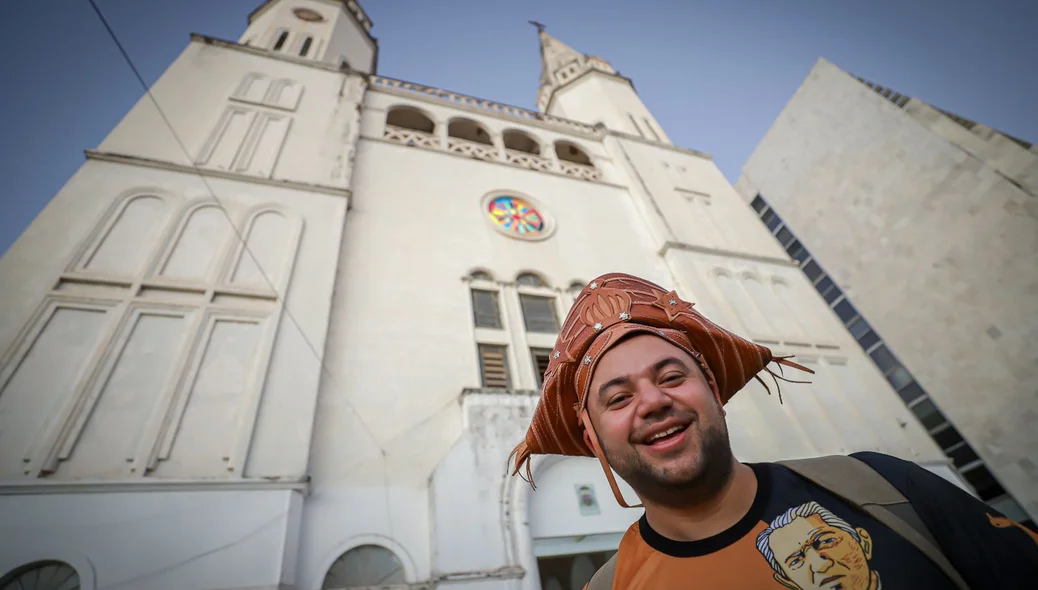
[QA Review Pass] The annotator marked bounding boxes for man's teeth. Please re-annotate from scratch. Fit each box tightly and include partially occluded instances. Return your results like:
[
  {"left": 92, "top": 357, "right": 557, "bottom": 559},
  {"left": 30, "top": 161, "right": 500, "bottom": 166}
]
[{"left": 648, "top": 426, "right": 683, "bottom": 442}]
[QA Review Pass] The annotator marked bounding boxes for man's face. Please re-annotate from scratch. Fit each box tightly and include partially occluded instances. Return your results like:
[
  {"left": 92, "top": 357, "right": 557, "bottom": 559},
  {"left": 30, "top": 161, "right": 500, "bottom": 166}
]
[
  {"left": 584, "top": 334, "right": 732, "bottom": 502},
  {"left": 768, "top": 513, "right": 875, "bottom": 590}
]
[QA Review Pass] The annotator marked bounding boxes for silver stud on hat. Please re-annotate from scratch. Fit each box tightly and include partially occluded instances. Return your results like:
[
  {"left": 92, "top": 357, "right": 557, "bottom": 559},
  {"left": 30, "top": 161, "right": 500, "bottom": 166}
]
[
  {"left": 594, "top": 322, "right": 603, "bottom": 332},
  {"left": 589, "top": 281, "right": 598, "bottom": 290},
  {"left": 669, "top": 299, "right": 677, "bottom": 306},
  {"left": 554, "top": 351, "right": 560, "bottom": 359},
  {"left": 584, "top": 355, "right": 592, "bottom": 365},
  {"left": 619, "top": 312, "right": 630, "bottom": 321}
]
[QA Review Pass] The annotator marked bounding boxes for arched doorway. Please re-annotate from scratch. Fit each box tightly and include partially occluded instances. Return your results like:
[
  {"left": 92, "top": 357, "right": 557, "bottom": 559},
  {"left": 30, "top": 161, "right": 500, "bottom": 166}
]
[{"left": 321, "top": 544, "right": 408, "bottom": 589}]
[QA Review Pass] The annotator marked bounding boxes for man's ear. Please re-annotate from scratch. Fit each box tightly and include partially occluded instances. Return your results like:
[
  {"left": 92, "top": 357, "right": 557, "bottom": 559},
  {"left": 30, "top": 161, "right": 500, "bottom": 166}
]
[
  {"left": 773, "top": 572, "right": 798, "bottom": 590},
  {"left": 582, "top": 427, "right": 593, "bottom": 450},
  {"left": 856, "top": 527, "right": 873, "bottom": 560}
]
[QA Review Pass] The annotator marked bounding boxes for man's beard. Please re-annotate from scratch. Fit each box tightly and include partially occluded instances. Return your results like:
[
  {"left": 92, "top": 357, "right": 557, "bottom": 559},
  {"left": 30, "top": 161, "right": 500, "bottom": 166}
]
[{"left": 599, "top": 403, "right": 734, "bottom": 507}]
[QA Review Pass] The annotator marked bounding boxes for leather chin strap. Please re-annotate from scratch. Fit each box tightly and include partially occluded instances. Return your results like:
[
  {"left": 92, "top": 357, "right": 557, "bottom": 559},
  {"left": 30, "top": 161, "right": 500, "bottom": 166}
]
[{"left": 580, "top": 409, "right": 643, "bottom": 509}]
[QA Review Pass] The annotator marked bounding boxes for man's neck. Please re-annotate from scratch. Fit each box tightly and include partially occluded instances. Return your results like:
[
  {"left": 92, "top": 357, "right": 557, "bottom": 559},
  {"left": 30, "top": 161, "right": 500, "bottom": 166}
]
[{"left": 641, "top": 461, "right": 758, "bottom": 542}]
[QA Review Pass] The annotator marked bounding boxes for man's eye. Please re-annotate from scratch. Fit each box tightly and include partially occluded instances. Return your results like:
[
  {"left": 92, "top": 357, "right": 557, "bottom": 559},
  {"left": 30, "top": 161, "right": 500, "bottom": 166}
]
[
  {"left": 607, "top": 394, "right": 630, "bottom": 407},
  {"left": 661, "top": 373, "right": 685, "bottom": 384}
]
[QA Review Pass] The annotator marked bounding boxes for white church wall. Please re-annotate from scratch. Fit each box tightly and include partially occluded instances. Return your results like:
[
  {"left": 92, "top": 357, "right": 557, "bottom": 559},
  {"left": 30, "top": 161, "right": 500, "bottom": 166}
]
[
  {"left": 0, "top": 488, "right": 302, "bottom": 590},
  {"left": 549, "top": 74, "right": 669, "bottom": 144},
  {"left": 299, "top": 132, "right": 679, "bottom": 585},
  {"left": 614, "top": 138, "right": 791, "bottom": 261},
  {"left": 0, "top": 159, "right": 346, "bottom": 481},
  {"left": 98, "top": 39, "right": 360, "bottom": 190}
]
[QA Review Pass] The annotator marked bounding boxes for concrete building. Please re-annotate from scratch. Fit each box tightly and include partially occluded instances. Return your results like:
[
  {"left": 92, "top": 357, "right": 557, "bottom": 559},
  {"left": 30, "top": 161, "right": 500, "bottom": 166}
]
[
  {"left": 0, "top": 4, "right": 974, "bottom": 590},
  {"left": 735, "top": 57, "right": 1037, "bottom": 527}
]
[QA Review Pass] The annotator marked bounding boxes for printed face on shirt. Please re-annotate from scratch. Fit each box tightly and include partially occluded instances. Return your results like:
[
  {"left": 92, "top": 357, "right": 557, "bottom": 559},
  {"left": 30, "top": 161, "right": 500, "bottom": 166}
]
[
  {"left": 584, "top": 334, "right": 731, "bottom": 501},
  {"left": 764, "top": 511, "right": 877, "bottom": 590}
]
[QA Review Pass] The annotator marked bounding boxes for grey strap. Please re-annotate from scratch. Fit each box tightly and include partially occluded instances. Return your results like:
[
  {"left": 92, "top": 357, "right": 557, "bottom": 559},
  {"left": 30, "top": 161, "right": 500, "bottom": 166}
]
[
  {"left": 585, "top": 552, "right": 617, "bottom": 590},
  {"left": 778, "top": 455, "right": 970, "bottom": 590}
]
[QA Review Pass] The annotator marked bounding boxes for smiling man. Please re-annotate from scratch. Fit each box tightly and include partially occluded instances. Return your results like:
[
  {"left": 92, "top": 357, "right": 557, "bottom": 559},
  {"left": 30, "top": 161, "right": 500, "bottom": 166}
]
[{"left": 509, "top": 272, "right": 1038, "bottom": 589}]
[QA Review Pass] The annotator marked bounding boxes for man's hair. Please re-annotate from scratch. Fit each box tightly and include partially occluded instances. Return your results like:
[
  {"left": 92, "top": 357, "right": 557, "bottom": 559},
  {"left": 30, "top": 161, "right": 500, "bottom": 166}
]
[{"left": 754, "top": 501, "right": 862, "bottom": 574}]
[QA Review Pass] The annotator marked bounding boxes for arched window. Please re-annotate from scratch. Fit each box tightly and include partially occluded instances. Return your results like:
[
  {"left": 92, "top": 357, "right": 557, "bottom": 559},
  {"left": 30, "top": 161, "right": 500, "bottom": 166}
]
[
  {"left": 299, "top": 36, "right": 313, "bottom": 57},
  {"left": 322, "top": 544, "right": 407, "bottom": 589},
  {"left": 385, "top": 106, "right": 434, "bottom": 133},
  {"left": 567, "top": 281, "right": 585, "bottom": 298},
  {"left": 469, "top": 269, "right": 493, "bottom": 282},
  {"left": 0, "top": 560, "right": 79, "bottom": 590},
  {"left": 516, "top": 272, "right": 547, "bottom": 288},
  {"left": 555, "top": 141, "right": 593, "bottom": 166},
  {"left": 447, "top": 118, "right": 492, "bottom": 145},
  {"left": 516, "top": 273, "right": 558, "bottom": 333},
  {"left": 273, "top": 31, "right": 289, "bottom": 51},
  {"left": 502, "top": 129, "right": 540, "bottom": 155}
]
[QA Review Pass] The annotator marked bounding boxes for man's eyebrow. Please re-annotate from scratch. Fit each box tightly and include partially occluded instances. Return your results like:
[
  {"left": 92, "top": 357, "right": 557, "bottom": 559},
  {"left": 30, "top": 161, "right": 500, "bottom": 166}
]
[{"left": 596, "top": 357, "right": 692, "bottom": 402}]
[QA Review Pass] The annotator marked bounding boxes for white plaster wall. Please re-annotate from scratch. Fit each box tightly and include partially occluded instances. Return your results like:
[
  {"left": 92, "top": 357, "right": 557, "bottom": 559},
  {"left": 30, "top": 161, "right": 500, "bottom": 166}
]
[
  {"left": 98, "top": 39, "right": 361, "bottom": 189},
  {"left": 610, "top": 137, "right": 790, "bottom": 260},
  {"left": 298, "top": 119, "right": 675, "bottom": 585},
  {"left": 0, "top": 488, "right": 302, "bottom": 590},
  {"left": 0, "top": 160, "right": 346, "bottom": 480},
  {"left": 737, "top": 57, "right": 1038, "bottom": 518}
]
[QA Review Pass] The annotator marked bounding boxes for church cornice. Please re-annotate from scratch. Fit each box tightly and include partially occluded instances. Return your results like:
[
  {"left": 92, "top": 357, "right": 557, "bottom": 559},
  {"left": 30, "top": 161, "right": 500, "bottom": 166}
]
[
  {"left": 85, "top": 150, "right": 352, "bottom": 198},
  {"left": 658, "top": 240, "right": 800, "bottom": 268},
  {"left": 191, "top": 33, "right": 353, "bottom": 73}
]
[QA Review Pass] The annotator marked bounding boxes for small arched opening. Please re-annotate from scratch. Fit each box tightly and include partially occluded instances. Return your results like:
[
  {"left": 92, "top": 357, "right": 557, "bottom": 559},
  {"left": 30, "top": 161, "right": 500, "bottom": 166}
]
[
  {"left": 502, "top": 129, "right": 541, "bottom": 155},
  {"left": 386, "top": 106, "right": 435, "bottom": 133},
  {"left": 272, "top": 31, "right": 289, "bottom": 51},
  {"left": 448, "top": 118, "right": 493, "bottom": 145},
  {"left": 554, "top": 141, "right": 593, "bottom": 166},
  {"left": 0, "top": 560, "right": 80, "bottom": 590},
  {"left": 322, "top": 544, "right": 408, "bottom": 589}
]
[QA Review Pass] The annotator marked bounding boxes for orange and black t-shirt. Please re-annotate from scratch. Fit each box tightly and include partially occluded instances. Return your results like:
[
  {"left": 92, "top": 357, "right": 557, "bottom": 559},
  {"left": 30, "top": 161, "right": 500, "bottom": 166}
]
[{"left": 606, "top": 452, "right": 1038, "bottom": 590}]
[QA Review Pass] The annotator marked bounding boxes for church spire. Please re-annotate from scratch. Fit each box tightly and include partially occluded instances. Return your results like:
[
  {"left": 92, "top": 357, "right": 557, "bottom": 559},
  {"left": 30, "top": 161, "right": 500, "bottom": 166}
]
[{"left": 531, "top": 24, "right": 619, "bottom": 112}]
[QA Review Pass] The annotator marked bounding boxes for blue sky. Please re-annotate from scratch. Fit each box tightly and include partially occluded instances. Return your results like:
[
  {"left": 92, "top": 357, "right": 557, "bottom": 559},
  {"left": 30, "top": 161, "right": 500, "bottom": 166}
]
[{"left": 0, "top": 0, "right": 1034, "bottom": 255}]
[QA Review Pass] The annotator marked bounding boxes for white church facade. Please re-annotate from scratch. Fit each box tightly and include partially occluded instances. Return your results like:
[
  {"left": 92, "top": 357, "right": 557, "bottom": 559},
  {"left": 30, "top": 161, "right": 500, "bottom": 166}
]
[{"left": 0, "top": 1, "right": 966, "bottom": 589}]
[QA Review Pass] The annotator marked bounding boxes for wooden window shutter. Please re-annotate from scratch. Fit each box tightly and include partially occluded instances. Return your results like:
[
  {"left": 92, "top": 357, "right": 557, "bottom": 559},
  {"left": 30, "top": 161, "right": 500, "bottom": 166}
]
[{"left": 478, "top": 344, "right": 510, "bottom": 389}]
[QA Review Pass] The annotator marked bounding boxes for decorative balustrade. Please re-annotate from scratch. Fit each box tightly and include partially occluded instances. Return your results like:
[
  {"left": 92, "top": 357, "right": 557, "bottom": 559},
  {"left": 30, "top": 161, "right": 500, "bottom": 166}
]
[
  {"left": 558, "top": 161, "right": 602, "bottom": 182},
  {"left": 447, "top": 137, "right": 500, "bottom": 162},
  {"left": 383, "top": 125, "right": 440, "bottom": 149},
  {"left": 504, "top": 149, "right": 552, "bottom": 172},
  {"left": 382, "top": 127, "right": 603, "bottom": 182},
  {"left": 371, "top": 76, "right": 599, "bottom": 135}
]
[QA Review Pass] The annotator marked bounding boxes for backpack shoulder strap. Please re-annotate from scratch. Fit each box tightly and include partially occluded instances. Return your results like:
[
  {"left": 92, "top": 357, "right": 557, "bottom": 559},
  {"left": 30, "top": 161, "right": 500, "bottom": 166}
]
[
  {"left": 585, "top": 552, "right": 618, "bottom": 590},
  {"left": 778, "top": 455, "right": 970, "bottom": 590}
]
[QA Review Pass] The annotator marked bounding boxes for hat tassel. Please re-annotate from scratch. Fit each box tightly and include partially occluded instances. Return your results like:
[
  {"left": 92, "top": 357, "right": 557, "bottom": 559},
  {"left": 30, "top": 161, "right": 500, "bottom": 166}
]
[{"left": 507, "top": 441, "right": 537, "bottom": 489}]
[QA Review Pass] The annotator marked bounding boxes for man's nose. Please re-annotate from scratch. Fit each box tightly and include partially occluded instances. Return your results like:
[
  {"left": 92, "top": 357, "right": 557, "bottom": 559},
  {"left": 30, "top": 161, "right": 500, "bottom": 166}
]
[
  {"left": 807, "top": 549, "right": 834, "bottom": 574},
  {"left": 636, "top": 380, "right": 672, "bottom": 417}
]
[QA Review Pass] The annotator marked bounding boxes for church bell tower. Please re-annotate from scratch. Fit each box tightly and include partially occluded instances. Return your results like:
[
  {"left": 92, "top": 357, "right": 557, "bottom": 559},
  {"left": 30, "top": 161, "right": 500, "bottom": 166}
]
[
  {"left": 241, "top": 0, "right": 378, "bottom": 72},
  {"left": 534, "top": 24, "right": 670, "bottom": 144}
]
